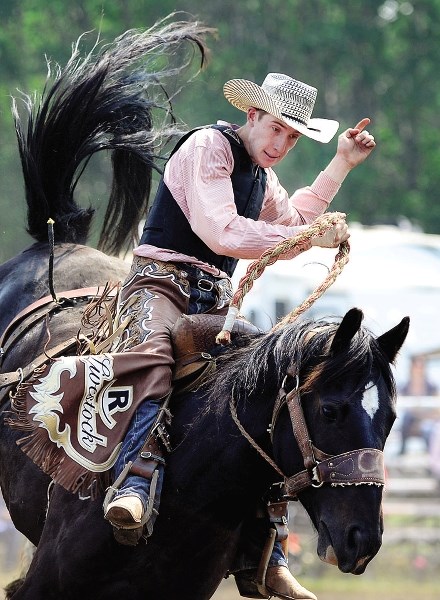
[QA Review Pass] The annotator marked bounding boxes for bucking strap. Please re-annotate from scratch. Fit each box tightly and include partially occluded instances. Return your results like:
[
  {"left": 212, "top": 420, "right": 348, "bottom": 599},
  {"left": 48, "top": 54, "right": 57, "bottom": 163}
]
[
  {"left": 0, "top": 287, "right": 105, "bottom": 359},
  {"left": 0, "top": 337, "right": 78, "bottom": 390}
]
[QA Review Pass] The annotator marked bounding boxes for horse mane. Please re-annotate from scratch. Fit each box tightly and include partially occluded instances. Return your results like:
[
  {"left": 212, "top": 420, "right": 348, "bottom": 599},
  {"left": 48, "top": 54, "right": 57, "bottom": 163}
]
[
  {"left": 206, "top": 316, "right": 396, "bottom": 416},
  {"left": 11, "top": 15, "right": 214, "bottom": 255}
]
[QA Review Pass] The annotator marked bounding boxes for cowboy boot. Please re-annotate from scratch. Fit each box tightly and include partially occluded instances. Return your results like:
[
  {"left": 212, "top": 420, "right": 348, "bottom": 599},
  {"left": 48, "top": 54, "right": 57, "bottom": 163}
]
[
  {"left": 264, "top": 566, "right": 317, "bottom": 600},
  {"left": 105, "top": 495, "right": 144, "bottom": 546},
  {"left": 235, "top": 566, "right": 317, "bottom": 600}
]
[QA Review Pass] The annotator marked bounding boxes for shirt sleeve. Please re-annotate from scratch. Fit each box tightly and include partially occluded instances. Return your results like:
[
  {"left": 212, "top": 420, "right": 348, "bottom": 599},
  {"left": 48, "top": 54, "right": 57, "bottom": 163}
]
[{"left": 164, "top": 128, "right": 341, "bottom": 261}]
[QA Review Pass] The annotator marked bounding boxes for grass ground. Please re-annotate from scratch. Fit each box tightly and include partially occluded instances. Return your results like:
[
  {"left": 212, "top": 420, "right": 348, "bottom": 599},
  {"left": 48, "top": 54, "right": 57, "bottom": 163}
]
[{"left": 210, "top": 548, "right": 440, "bottom": 599}]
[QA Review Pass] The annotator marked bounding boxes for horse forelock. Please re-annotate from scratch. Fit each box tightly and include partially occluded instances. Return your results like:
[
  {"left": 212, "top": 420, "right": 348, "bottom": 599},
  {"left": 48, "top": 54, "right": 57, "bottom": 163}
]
[{"left": 300, "top": 324, "right": 396, "bottom": 406}]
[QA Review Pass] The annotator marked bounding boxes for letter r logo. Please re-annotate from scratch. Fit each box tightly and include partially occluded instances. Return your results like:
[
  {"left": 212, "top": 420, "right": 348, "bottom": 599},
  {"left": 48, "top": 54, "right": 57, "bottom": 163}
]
[
  {"left": 99, "top": 385, "right": 133, "bottom": 429},
  {"left": 108, "top": 389, "right": 131, "bottom": 411}
]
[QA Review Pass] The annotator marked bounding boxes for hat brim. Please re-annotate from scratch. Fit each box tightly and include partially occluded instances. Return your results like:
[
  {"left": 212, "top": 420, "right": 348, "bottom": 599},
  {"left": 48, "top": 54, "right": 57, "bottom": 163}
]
[{"left": 224, "top": 79, "right": 339, "bottom": 144}]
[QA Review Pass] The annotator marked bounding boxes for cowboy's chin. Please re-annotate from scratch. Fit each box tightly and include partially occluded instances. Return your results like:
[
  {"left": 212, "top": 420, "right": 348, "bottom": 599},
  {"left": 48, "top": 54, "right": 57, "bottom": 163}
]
[{"left": 260, "top": 153, "right": 280, "bottom": 167}]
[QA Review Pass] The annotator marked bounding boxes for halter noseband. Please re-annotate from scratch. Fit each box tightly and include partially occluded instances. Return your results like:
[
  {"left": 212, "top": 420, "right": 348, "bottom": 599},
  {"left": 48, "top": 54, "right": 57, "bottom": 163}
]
[{"left": 229, "top": 366, "right": 385, "bottom": 499}]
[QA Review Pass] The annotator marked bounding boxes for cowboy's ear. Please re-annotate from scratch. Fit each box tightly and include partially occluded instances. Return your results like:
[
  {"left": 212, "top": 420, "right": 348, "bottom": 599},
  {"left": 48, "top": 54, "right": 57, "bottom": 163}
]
[{"left": 247, "top": 107, "right": 258, "bottom": 123}]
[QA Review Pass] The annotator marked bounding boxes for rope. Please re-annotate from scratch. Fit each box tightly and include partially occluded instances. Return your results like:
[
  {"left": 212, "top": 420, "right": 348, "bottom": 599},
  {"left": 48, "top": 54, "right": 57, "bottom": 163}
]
[
  {"left": 229, "top": 395, "right": 285, "bottom": 478},
  {"left": 216, "top": 212, "right": 350, "bottom": 344},
  {"left": 271, "top": 240, "right": 349, "bottom": 332}
]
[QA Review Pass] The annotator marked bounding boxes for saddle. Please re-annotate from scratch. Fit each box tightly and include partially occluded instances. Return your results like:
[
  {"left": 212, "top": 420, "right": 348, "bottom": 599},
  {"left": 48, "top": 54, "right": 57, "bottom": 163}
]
[{"left": 171, "top": 313, "right": 261, "bottom": 393}]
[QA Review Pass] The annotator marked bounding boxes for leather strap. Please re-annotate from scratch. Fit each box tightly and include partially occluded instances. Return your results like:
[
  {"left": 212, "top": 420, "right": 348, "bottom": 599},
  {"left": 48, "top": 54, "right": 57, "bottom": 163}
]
[
  {"left": 128, "top": 393, "right": 173, "bottom": 480},
  {"left": 0, "top": 287, "right": 103, "bottom": 354},
  {"left": 313, "top": 448, "right": 385, "bottom": 485},
  {"left": 0, "top": 337, "right": 78, "bottom": 390},
  {"left": 285, "top": 388, "right": 317, "bottom": 470},
  {"left": 129, "top": 433, "right": 166, "bottom": 479},
  {"left": 284, "top": 470, "right": 313, "bottom": 497},
  {"left": 267, "top": 500, "right": 289, "bottom": 542},
  {"left": 256, "top": 528, "right": 276, "bottom": 598}
]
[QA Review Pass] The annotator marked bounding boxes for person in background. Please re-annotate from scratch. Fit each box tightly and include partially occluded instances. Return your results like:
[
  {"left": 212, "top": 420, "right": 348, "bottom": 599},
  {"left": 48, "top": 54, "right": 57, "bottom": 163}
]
[{"left": 104, "top": 72, "right": 376, "bottom": 600}]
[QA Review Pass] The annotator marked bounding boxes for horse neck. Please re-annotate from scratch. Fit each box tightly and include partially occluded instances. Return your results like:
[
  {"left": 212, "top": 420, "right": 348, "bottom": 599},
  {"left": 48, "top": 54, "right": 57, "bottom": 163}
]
[{"left": 168, "top": 387, "right": 280, "bottom": 502}]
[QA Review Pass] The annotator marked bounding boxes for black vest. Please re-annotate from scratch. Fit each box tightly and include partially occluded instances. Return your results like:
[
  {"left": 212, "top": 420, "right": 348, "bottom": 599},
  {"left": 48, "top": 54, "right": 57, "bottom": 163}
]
[{"left": 139, "top": 125, "right": 267, "bottom": 277}]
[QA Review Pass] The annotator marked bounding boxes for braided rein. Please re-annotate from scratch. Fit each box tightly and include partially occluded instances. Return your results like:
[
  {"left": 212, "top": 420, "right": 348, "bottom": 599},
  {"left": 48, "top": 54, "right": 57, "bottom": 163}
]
[{"left": 216, "top": 212, "right": 350, "bottom": 344}]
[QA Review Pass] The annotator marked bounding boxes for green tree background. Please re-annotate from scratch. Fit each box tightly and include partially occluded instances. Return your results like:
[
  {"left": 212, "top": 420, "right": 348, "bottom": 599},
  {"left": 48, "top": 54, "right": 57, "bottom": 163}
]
[{"left": 1, "top": 0, "right": 439, "bottom": 262}]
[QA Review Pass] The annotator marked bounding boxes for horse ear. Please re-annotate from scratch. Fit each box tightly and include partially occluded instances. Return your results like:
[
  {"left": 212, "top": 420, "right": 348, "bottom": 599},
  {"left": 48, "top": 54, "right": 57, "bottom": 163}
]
[
  {"left": 377, "top": 316, "right": 410, "bottom": 364},
  {"left": 330, "top": 308, "right": 364, "bottom": 354}
]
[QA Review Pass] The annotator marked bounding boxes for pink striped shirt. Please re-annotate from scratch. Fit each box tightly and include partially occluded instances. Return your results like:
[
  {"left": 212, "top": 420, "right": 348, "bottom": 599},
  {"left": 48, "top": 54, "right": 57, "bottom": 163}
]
[{"left": 134, "top": 123, "right": 341, "bottom": 275}]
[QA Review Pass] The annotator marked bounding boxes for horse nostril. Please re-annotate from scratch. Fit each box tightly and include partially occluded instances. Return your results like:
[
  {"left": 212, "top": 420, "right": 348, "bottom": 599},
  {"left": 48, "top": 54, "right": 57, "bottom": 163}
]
[{"left": 347, "top": 525, "right": 367, "bottom": 551}]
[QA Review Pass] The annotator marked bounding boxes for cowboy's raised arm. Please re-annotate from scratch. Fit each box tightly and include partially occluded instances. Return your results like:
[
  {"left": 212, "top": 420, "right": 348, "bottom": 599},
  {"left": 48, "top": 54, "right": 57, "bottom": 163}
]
[{"left": 322, "top": 117, "right": 376, "bottom": 184}]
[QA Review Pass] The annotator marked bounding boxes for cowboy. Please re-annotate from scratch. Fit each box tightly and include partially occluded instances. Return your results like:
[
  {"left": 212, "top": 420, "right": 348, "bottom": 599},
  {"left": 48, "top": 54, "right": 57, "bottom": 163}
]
[{"left": 104, "top": 73, "right": 375, "bottom": 599}]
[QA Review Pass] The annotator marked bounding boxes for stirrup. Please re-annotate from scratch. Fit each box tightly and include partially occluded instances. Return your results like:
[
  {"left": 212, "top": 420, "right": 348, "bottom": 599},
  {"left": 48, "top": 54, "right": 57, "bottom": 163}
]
[
  {"left": 104, "top": 468, "right": 159, "bottom": 539},
  {"left": 233, "top": 527, "right": 276, "bottom": 599},
  {"left": 234, "top": 570, "right": 270, "bottom": 599},
  {"left": 255, "top": 528, "right": 277, "bottom": 597}
]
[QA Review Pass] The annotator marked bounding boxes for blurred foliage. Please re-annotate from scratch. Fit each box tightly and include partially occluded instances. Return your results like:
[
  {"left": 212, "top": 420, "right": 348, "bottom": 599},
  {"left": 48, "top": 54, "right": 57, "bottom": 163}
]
[{"left": 1, "top": 0, "right": 440, "bottom": 262}]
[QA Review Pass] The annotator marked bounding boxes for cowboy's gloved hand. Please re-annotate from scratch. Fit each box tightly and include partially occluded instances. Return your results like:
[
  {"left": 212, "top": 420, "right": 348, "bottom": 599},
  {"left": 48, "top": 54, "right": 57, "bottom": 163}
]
[
  {"left": 337, "top": 117, "right": 376, "bottom": 168},
  {"left": 311, "top": 218, "right": 350, "bottom": 248}
]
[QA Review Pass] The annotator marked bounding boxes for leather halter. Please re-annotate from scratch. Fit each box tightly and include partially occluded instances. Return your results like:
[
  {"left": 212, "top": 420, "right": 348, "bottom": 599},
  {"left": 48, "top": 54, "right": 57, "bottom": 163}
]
[{"left": 231, "top": 366, "right": 385, "bottom": 500}]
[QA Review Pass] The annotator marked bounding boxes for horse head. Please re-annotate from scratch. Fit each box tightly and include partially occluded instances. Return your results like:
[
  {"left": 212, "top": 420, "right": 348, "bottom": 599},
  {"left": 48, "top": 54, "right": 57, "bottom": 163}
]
[
  {"left": 268, "top": 308, "right": 409, "bottom": 574},
  {"left": 213, "top": 308, "right": 409, "bottom": 576}
]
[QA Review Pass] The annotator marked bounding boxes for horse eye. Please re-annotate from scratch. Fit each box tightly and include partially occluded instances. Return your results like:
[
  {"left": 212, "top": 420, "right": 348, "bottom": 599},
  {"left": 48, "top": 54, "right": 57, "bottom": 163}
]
[{"left": 321, "top": 405, "right": 338, "bottom": 421}]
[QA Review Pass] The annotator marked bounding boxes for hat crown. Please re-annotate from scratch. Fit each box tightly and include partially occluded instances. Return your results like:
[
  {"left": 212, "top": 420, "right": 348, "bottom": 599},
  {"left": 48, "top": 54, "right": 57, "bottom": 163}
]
[{"left": 261, "top": 73, "right": 317, "bottom": 125}]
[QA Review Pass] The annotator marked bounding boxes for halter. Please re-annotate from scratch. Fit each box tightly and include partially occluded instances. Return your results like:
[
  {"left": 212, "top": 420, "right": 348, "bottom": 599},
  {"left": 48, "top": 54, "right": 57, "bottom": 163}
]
[{"left": 229, "top": 365, "right": 385, "bottom": 499}]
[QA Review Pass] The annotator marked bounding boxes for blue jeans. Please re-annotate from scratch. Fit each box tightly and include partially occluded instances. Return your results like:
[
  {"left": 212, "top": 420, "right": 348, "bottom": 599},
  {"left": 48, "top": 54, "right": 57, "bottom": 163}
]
[{"left": 112, "top": 400, "right": 163, "bottom": 516}]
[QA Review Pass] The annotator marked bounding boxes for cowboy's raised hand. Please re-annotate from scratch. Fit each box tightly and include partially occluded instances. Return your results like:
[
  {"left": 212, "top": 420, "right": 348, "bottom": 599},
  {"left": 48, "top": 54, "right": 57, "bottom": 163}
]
[{"left": 337, "top": 117, "right": 376, "bottom": 167}]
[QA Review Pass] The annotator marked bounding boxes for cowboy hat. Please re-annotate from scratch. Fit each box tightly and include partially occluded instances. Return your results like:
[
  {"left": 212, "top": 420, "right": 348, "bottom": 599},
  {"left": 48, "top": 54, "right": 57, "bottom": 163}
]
[{"left": 223, "top": 73, "right": 339, "bottom": 143}]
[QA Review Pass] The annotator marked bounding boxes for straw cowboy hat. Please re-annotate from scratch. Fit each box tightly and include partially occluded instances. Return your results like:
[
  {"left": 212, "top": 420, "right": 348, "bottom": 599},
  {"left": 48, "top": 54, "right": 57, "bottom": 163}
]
[{"left": 223, "top": 73, "right": 339, "bottom": 143}]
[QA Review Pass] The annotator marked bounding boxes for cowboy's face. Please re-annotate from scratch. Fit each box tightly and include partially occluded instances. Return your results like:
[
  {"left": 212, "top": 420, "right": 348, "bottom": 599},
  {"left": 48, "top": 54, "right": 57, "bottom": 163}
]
[{"left": 244, "top": 108, "right": 302, "bottom": 167}]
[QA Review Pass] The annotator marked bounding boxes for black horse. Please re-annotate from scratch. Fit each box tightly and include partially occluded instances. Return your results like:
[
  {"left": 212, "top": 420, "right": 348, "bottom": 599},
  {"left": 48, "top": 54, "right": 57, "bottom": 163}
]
[{"left": 0, "top": 18, "right": 409, "bottom": 600}]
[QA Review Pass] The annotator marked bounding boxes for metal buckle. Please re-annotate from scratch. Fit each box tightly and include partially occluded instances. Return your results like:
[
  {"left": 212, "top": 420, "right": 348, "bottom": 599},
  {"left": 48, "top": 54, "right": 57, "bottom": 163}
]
[
  {"left": 311, "top": 465, "right": 324, "bottom": 488},
  {"left": 197, "top": 278, "right": 214, "bottom": 292}
]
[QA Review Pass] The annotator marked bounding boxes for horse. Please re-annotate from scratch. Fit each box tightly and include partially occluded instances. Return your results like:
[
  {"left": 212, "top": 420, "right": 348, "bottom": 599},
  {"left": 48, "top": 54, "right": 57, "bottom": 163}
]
[{"left": 0, "top": 17, "right": 410, "bottom": 600}]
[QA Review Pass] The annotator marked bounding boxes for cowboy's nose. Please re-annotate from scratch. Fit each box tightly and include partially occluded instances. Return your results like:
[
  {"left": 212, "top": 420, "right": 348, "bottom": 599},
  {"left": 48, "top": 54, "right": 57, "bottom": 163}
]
[{"left": 274, "top": 139, "right": 286, "bottom": 153}]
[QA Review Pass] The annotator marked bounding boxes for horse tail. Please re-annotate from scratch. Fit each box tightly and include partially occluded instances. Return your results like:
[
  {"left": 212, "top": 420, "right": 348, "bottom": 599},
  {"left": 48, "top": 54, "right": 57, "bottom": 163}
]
[{"left": 12, "top": 15, "right": 213, "bottom": 255}]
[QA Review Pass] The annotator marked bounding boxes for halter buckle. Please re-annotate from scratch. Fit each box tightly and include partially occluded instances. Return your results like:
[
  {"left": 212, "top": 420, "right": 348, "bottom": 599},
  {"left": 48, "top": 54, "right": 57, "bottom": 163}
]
[
  {"left": 281, "top": 373, "right": 299, "bottom": 391},
  {"left": 311, "top": 465, "right": 324, "bottom": 488}
]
